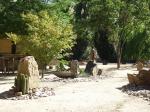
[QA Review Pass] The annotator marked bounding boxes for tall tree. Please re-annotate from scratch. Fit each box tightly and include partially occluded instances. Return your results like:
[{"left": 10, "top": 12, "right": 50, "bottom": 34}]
[
  {"left": 1, "top": 0, "right": 76, "bottom": 77},
  {"left": 81, "top": 0, "right": 150, "bottom": 68},
  {"left": 72, "top": 0, "right": 93, "bottom": 60},
  {"left": 0, "top": 0, "right": 50, "bottom": 36}
]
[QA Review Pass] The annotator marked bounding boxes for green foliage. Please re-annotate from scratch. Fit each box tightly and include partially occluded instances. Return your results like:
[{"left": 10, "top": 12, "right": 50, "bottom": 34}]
[
  {"left": 76, "top": 0, "right": 150, "bottom": 65},
  {"left": 0, "top": 0, "right": 49, "bottom": 35},
  {"left": 79, "top": 68, "right": 85, "bottom": 75},
  {"left": 1, "top": 0, "right": 150, "bottom": 66},
  {"left": 18, "top": 10, "right": 75, "bottom": 66},
  {"left": 0, "top": 0, "right": 76, "bottom": 67},
  {"left": 71, "top": 1, "right": 93, "bottom": 60},
  {"left": 56, "top": 59, "right": 69, "bottom": 71},
  {"left": 124, "top": 30, "right": 150, "bottom": 61},
  {"left": 71, "top": 37, "right": 90, "bottom": 60},
  {"left": 94, "top": 30, "right": 116, "bottom": 61}
]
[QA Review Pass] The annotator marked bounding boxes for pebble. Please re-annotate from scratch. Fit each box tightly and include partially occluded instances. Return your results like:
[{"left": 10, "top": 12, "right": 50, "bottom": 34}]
[
  {"left": 3, "top": 75, "right": 108, "bottom": 100},
  {"left": 121, "top": 84, "right": 150, "bottom": 101},
  {"left": 2, "top": 87, "right": 55, "bottom": 100}
]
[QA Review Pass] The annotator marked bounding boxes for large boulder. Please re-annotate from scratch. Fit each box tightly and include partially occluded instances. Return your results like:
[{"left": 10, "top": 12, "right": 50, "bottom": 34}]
[
  {"left": 84, "top": 61, "right": 100, "bottom": 76},
  {"left": 127, "top": 74, "right": 142, "bottom": 85},
  {"left": 18, "top": 56, "right": 40, "bottom": 89},
  {"left": 138, "top": 70, "right": 150, "bottom": 85},
  {"left": 127, "top": 70, "right": 150, "bottom": 85}
]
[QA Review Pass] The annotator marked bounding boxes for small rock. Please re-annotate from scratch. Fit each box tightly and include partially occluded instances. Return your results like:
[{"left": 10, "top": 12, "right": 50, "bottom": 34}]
[
  {"left": 32, "top": 88, "right": 37, "bottom": 93},
  {"left": 33, "top": 96, "right": 38, "bottom": 99},
  {"left": 35, "top": 92, "right": 41, "bottom": 96},
  {"left": 15, "top": 92, "right": 22, "bottom": 96},
  {"left": 40, "top": 93, "right": 48, "bottom": 97},
  {"left": 139, "top": 95, "right": 143, "bottom": 98},
  {"left": 29, "top": 95, "right": 33, "bottom": 99},
  {"left": 144, "top": 98, "right": 149, "bottom": 101}
]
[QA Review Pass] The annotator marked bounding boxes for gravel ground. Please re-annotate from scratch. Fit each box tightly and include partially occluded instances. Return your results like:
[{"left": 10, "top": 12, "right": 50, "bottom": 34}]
[{"left": 0, "top": 63, "right": 150, "bottom": 112}]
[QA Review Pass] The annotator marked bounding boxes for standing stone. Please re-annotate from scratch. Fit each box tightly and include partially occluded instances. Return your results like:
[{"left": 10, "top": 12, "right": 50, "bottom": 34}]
[
  {"left": 70, "top": 60, "right": 79, "bottom": 77},
  {"left": 89, "top": 48, "right": 97, "bottom": 62},
  {"left": 84, "top": 61, "right": 98, "bottom": 76},
  {"left": 136, "top": 61, "right": 143, "bottom": 71},
  {"left": 18, "top": 56, "right": 40, "bottom": 89}
]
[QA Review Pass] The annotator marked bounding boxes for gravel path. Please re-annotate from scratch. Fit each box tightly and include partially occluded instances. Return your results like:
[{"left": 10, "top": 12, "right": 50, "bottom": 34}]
[{"left": 0, "top": 64, "right": 150, "bottom": 112}]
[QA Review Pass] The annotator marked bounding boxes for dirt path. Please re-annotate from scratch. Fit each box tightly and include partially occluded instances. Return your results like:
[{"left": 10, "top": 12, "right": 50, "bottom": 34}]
[{"left": 0, "top": 64, "right": 150, "bottom": 112}]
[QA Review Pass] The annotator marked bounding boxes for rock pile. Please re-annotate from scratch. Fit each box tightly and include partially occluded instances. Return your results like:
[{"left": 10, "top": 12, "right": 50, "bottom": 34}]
[
  {"left": 42, "top": 74, "right": 108, "bottom": 83},
  {"left": 0, "top": 87, "right": 55, "bottom": 100},
  {"left": 120, "top": 84, "right": 150, "bottom": 101},
  {"left": 123, "top": 68, "right": 150, "bottom": 101}
]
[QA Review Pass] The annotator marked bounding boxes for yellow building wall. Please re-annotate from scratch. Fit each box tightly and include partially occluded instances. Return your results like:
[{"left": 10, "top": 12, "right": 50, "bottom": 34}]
[{"left": 0, "top": 39, "right": 12, "bottom": 54}]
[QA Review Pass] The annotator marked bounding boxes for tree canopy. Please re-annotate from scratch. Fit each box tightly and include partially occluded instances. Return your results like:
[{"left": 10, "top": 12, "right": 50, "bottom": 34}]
[
  {"left": 0, "top": 0, "right": 150, "bottom": 69},
  {"left": 0, "top": 0, "right": 76, "bottom": 68},
  {"left": 75, "top": 0, "right": 150, "bottom": 67}
]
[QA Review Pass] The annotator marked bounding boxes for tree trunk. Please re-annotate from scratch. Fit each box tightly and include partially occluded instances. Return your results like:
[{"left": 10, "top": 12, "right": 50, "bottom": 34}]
[
  {"left": 117, "top": 53, "right": 121, "bottom": 69},
  {"left": 41, "top": 65, "right": 45, "bottom": 78},
  {"left": 117, "top": 44, "right": 121, "bottom": 69},
  {"left": 41, "top": 69, "right": 44, "bottom": 78}
]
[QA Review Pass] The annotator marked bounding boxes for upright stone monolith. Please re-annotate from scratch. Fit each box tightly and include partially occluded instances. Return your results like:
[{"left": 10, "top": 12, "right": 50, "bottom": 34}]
[
  {"left": 85, "top": 61, "right": 99, "bottom": 76},
  {"left": 70, "top": 60, "right": 79, "bottom": 77},
  {"left": 18, "top": 56, "right": 40, "bottom": 89}
]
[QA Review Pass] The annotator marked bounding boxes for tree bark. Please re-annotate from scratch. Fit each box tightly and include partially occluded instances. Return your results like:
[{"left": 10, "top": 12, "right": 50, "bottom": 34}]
[
  {"left": 117, "top": 52, "right": 121, "bottom": 69},
  {"left": 41, "top": 64, "right": 45, "bottom": 78},
  {"left": 117, "top": 44, "right": 121, "bottom": 69},
  {"left": 41, "top": 69, "right": 44, "bottom": 78}
]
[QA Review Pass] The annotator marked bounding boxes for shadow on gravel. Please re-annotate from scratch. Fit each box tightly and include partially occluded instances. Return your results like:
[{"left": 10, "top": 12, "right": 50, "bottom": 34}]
[
  {"left": 106, "top": 66, "right": 133, "bottom": 72},
  {"left": 0, "top": 89, "right": 14, "bottom": 99},
  {"left": 0, "top": 77, "right": 13, "bottom": 81},
  {"left": 105, "top": 67, "right": 118, "bottom": 71},
  {"left": 0, "top": 76, "right": 14, "bottom": 85},
  {"left": 0, "top": 74, "right": 15, "bottom": 81},
  {"left": 0, "top": 82, "right": 14, "bottom": 85},
  {"left": 118, "top": 84, "right": 150, "bottom": 91},
  {"left": 117, "top": 84, "right": 150, "bottom": 101}
]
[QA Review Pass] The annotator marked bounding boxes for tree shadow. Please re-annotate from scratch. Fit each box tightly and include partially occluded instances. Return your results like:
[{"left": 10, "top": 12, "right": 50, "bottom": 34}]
[
  {"left": 106, "top": 65, "right": 134, "bottom": 72},
  {"left": 117, "top": 84, "right": 150, "bottom": 92},
  {"left": 105, "top": 67, "right": 118, "bottom": 71},
  {"left": 0, "top": 77, "right": 14, "bottom": 81},
  {"left": 0, "top": 74, "right": 15, "bottom": 81},
  {"left": 0, "top": 89, "right": 15, "bottom": 99},
  {"left": 0, "top": 82, "right": 14, "bottom": 85},
  {"left": 117, "top": 84, "right": 150, "bottom": 101},
  {"left": 0, "top": 76, "right": 14, "bottom": 85}
]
